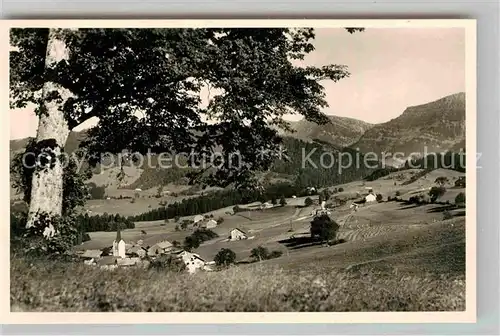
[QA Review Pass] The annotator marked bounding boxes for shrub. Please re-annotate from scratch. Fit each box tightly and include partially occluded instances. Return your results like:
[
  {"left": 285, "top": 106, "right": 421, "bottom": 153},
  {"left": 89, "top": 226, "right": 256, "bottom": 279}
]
[
  {"left": 81, "top": 232, "right": 91, "bottom": 242},
  {"left": 434, "top": 177, "right": 449, "bottom": 186},
  {"left": 455, "top": 192, "right": 466, "bottom": 206},
  {"left": 310, "top": 214, "right": 340, "bottom": 244},
  {"left": 233, "top": 205, "right": 242, "bottom": 213},
  {"left": 174, "top": 225, "right": 180, "bottom": 231},
  {"left": 130, "top": 198, "right": 136, "bottom": 204},
  {"left": 443, "top": 210, "right": 453, "bottom": 220},
  {"left": 395, "top": 190, "right": 401, "bottom": 196},
  {"left": 429, "top": 186, "right": 446, "bottom": 202},
  {"left": 88, "top": 183, "right": 106, "bottom": 200},
  {"left": 304, "top": 197, "right": 314, "bottom": 207},
  {"left": 279, "top": 196, "right": 287, "bottom": 206},
  {"left": 338, "top": 187, "right": 344, "bottom": 192},
  {"left": 149, "top": 255, "right": 186, "bottom": 272},
  {"left": 250, "top": 246, "right": 270, "bottom": 261},
  {"left": 376, "top": 194, "right": 383, "bottom": 202},
  {"left": 214, "top": 248, "right": 236, "bottom": 267},
  {"left": 268, "top": 250, "right": 283, "bottom": 259},
  {"left": 455, "top": 176, "right": 466, "bottom": 188},
  {"left": 180, "top": 220, "right": 190, "bottom": 230},
  {"left": 216, "top": 217, "right": 224, "bottom": 224},
  {"left": 20, "top": 213, "right": 79, "bottom": 255},
  {"left": 184, "top": 229, "right": 218, "bottom": 251},
  {"left": 183, "top": 236, "right": 200, "bottom": 251}
]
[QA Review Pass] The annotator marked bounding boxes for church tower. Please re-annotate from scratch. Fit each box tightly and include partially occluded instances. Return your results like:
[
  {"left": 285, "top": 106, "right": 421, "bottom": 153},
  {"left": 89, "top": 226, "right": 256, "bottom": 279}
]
[{"left": 112, "top": 227, "right": 126, "bottom": 258}]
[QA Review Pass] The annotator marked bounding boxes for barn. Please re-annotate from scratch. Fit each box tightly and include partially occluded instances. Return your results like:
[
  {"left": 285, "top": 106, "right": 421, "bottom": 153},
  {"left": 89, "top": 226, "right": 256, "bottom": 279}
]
[{"left": 229, "top": 228, "right": 248, "bottom": 241}]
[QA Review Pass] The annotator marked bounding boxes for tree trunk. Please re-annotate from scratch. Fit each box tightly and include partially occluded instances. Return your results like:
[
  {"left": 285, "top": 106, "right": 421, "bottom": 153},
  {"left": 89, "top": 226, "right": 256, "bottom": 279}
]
[{"left": 26, "top": 28, "right": 73, "bottom": 237}]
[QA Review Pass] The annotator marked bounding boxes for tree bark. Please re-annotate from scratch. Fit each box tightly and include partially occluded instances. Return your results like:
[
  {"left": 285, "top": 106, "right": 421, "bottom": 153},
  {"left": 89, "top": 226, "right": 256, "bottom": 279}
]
[{"left": 26, "top": 28, "right": 73, "bottom": 237}]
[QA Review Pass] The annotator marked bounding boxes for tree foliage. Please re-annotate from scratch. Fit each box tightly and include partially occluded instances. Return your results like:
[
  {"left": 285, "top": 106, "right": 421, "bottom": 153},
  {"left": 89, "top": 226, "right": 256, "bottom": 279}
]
[
  {"left": 11, "top": 28, "right": 363, "bottom": 192},
  {"left": 429, "top": 186, "right": 446, "bottom": 202},
  {"left": 310, "top": 214, "right": 339, "bottom": 243},
  {"left": 250, "top": 246, "right": 270, "bottom": 261},
  {"left": 455, "top": 192, "right": 465, "bottom": 206},
  {"left": 434, "top": 177, "right": 449, "bottom": 186},
  {"left": 214, "top": 248, "right": 237, "bottom": 267}
]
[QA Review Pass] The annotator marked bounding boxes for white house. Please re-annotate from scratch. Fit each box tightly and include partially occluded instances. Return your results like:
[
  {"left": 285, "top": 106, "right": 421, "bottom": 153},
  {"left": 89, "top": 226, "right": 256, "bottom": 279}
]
[
  {"left": 174, "top": 251, "right": 206, "bottom": 274},
  {"left": 229, "top": 228, "right": 248, "bottom": 241},
  {"left": 365, "top": 193, "right": 377, "bottom": 202},
  {"left": 127, "top": 245, "right": 147, "bottom": 258},
  {"left": 193, "top": 215, "right": 204, "bottom": 223},
  {"left": 203, "top": 219, "right": 217, "bottom": 229},
  {"left": 112, "top": 229, "right": 126, "bottom": 258},
  {"left": 147, "top": 240, "right": 174, "bottom": 256}
]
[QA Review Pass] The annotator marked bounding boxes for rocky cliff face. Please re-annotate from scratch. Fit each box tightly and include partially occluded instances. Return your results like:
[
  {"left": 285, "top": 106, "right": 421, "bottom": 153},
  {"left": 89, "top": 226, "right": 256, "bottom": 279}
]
[{"left": 350, "top": 92, "right": 465, "bottom": 162}]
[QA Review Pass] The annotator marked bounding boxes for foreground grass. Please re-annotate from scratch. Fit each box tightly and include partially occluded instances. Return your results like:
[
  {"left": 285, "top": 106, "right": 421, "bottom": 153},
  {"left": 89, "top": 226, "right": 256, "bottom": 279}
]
[{"left": 11, "top": 256, "right": 465, "bottom": 312}]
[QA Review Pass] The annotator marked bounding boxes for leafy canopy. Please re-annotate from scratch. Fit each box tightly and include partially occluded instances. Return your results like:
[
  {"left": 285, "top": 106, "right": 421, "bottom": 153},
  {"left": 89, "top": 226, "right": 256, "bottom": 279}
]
[
  {"left": 11, "top": 27, "right": 363, "bottom": 189},
  {"left": 214, "top": 248, "right": 237, "bottom": 266},
  {"left": 310, "top": 214, "right": 339, "bottom": 242}
]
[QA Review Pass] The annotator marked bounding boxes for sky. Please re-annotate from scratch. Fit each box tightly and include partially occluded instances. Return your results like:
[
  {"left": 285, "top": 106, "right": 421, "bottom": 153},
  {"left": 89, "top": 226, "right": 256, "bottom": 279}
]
[{"left": 10, "top": 27, "right": 465, "bottom": 140}]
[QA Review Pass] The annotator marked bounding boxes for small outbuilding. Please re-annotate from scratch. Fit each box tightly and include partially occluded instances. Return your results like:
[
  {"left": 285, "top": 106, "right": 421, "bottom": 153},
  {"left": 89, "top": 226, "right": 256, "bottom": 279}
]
[
  {"left": 202, "top": 219, "right": 218, "bottom": 229},
  {"left": 229, "top": 228, "right": 248, "bottom": 241},
  {"left": 365, "top": 193, "right": 377, "bottom": 202},
  {"left": 193, "top": 215, "right": 204, "bottom": 224}
]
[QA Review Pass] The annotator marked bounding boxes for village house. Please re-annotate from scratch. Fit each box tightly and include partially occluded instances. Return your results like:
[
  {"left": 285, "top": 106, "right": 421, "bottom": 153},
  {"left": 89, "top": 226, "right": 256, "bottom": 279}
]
[
  {"left": 81, "top": 249, "right": 102, "bottom": 265},
  {"left": 202, "top": 219, "right": 217, "bottom": 229},
  {"left": 172, "top": 250, "right": 207, "bottom": 274},
  {"left": 229, "top": 228, "right": 248, "bottom": 241},
  {"left": 127, "top": 245, "right": 147, "bottom": 258},
  {"left": 147, "top": 240, "right": 174, "bottom": 256}
]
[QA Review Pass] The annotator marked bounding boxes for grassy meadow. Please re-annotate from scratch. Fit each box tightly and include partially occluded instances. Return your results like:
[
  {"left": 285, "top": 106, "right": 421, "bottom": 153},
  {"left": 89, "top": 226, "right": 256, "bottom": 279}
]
[
  {"left": 11, "top": 254, "right": 464, "bottom": 312},
  {"left": 10, "top": 167, "right": 467, "bottom": 312}
]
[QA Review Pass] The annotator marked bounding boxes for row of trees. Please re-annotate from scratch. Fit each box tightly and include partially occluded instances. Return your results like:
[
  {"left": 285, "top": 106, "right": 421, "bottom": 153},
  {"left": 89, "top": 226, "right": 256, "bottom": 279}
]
[
  {"left": 183, "top": 229, "right": 219, "bottom": 251},
  {"left": 75, "top": 213, "right": 135, "bottom": 233},
  {"left": 129, "top": 182, "right": 307, "bottom": 222}
]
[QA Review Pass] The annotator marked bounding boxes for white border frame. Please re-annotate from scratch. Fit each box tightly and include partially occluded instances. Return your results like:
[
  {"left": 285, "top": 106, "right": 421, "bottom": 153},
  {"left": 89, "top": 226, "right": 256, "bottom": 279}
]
[{"left": 0, "top": 19, "right": 477, "bottom": 325}]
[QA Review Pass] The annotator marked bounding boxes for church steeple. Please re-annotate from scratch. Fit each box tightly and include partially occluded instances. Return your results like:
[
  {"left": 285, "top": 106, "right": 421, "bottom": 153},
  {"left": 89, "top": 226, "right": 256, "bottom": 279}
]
[{"left": 115, "top": 226, "right": 122, "bottom": 242}]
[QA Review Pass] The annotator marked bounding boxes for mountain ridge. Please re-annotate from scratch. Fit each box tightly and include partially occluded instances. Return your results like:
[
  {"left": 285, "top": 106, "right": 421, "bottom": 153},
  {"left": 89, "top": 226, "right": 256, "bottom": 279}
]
[{"left": 349, "top": 92, "right": 465, "bottom": 162}]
